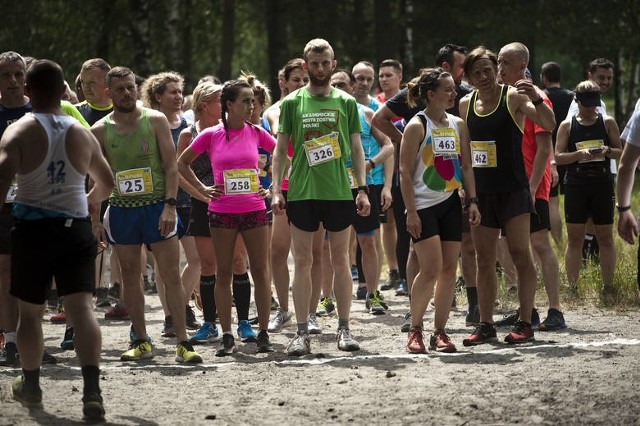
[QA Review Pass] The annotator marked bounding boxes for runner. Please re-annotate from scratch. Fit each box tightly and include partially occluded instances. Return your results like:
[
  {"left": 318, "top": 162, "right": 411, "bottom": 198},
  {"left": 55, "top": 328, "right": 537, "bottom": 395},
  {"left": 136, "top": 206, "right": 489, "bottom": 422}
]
[
  {"left": 272, "top": 38, "right": 370, "bottom": 356},
  {"left": 92, "top": 66, "right": 203, "bottom": 363},
  {"left": 400, "top": 68, "right": 480, "bottom": 353},
  {"left": 0, "top": 59, "right": 114, "bottom": 421},
  {"left": 178, "top": 79, "right": 275, "bottom": 355}
]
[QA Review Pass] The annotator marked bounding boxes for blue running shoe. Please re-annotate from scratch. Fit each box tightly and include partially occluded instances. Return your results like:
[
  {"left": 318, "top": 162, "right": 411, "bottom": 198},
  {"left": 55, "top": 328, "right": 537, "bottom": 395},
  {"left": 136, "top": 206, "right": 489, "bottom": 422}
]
[
  {"left": 190, "top": 321, "right": 220, "bottom": 344},
  {"left": 60, "top": 327, "right": 74, "bottom": 351},
  {"left": 237, "top": 320, "right": 257, "bottom": 343},
  {"left": 129, "top": 325, "right": 152, "bottom": 343},
  {"left": 395, "top": 278, "right": 408, "bottom": 296}
]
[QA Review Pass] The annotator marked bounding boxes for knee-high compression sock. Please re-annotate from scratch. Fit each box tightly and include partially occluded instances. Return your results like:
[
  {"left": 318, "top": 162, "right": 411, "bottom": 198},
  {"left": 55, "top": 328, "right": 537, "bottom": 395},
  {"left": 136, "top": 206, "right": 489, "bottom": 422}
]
[
  {"left": 233, "top": 273, "right": 251, "bottom": 321},
  {"left": 81, "top": 365, "right": 101, "bottom": 396},
  {"left": 200, "top": 274, "right": 217, "bottom": 323}
]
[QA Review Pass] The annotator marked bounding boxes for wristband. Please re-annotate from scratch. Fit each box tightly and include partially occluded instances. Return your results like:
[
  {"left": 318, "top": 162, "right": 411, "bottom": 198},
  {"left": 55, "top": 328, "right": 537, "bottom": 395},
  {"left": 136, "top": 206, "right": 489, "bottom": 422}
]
[
  {"left": 616, "top": 204, "right": 631, "bottom": 213},
  {"left": 532, "top": 97, "right": 544, "bottom": 106},
  {"left": 357, "top": 185, "right": 369, "bottom": 194}
]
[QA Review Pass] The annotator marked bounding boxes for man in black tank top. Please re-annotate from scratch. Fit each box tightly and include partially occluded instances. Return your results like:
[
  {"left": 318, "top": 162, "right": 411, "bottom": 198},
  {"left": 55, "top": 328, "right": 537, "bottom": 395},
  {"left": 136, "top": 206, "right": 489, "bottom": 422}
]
[{"left": 458, "top": 45, "right": 555, "bottom": 346}]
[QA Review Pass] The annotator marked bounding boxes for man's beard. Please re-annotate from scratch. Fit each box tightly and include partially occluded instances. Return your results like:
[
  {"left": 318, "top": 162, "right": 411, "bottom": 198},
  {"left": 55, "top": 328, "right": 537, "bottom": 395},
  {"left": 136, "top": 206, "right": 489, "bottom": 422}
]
[{"left": 309, "top": 73, "right": 331, "bottom": 87}]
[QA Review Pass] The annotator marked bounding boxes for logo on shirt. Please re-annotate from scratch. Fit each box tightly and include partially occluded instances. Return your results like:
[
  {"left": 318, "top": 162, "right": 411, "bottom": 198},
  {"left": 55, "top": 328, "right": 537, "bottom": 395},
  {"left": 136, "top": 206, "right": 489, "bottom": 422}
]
[{"left": 301, "top": 109, "right": 339, "bottom": 131}]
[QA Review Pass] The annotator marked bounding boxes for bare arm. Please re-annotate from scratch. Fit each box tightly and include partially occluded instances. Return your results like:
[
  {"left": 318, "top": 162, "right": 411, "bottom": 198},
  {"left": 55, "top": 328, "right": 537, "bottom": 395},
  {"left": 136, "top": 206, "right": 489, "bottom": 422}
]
[
  {"left": 456, "top": 118, "right": 481, "bottom": 227},
  {"left": 512, "top": 84, "right": 555, "bottom": 132},
  {"left": 399, "top": 118, "right": 423, "bottom": 239},
  {"left": 177, "top": 146, "right": 216, "bottom": 203},
  {"left": 372, "top": 104, "right": 403, "bottom": 145},
  {"left": 0, "top": 126, "right": 21, "bottom": 202},
  {"left": 616, "top": 143, "right": 640, "bottom": 244},
  {"left": 604, "top": 116, "right": 622, "bottom": 159},
  {"left": 176, "top": 129, "right": 210, "bottom": 203},
  {"left": 350, "top": 132, "right": 371, "bottom": 217},
  {"left": 270, "top": 132, "right": 290, "bottom": 214},
  {"left": 529, "top": 131, "right": 552, "bottom": 198},
  {"left": 151, "top": 113, "right": 179, "bottom": 236}
]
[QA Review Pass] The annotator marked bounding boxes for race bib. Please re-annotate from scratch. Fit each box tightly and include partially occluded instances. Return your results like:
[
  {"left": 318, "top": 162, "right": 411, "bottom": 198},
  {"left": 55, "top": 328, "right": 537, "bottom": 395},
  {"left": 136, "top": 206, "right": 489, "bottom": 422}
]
[
  {"left": 304, "top": 132, "right": 341, "bottom": 167},
  {"left": 116, "top": 168, "right": 154, "bottom": 196},
  {"left": 5, "top": 181, "right": 17, "bottom": 203},
  {"left": 432, "top": 128, "right": 460, "bottom": 156},
  {"left": 258, "top": 154, "right": 268, "bottom": 177},
  {"left": 223, "top": 169, "right": 259, "bottom": 195},
  {"left": 471, "top": 141, "right": 497, "bottom": 168},
  {"left": 575, "top": 139, "right": 605, "bottom": 163},
  {"left": 346, "top": 167, "right": 357, "bottom": 189}
]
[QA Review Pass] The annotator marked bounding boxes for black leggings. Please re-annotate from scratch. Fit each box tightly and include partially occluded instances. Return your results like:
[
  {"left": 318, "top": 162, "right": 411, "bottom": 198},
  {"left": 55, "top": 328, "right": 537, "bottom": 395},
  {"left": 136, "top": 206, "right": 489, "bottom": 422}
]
[{"left": 391, "top": 183, "right": 410, "bottom": 280}]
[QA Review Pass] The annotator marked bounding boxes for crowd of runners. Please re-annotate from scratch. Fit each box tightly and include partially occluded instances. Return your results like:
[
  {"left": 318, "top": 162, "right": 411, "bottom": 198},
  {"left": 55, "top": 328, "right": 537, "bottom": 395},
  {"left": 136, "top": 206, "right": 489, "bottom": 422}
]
[{"left": 1, "top": 37, "right": 640, "bottom": 422}]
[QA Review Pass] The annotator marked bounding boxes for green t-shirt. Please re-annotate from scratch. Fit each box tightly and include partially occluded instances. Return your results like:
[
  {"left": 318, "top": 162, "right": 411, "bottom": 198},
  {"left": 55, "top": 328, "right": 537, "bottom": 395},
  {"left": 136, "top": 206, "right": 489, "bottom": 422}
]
[
  {"left": 279, "top": 87, "right": 362, "bottom": 201},
  {"left": 102, "top": 108, "right": 166, "bottom": 207}
]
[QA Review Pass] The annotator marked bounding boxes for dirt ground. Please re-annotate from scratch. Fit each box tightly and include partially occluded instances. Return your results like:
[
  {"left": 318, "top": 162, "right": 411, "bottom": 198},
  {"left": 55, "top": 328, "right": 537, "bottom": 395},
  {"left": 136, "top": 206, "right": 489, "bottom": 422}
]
[{"left": 2, "top": 276, "right": 640, "bottom": 425}]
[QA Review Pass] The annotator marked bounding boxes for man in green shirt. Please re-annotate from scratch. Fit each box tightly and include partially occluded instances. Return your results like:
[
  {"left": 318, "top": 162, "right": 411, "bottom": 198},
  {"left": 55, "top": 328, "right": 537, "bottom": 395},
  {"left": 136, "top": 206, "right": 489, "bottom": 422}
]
[{"left": 272, "top": 38, "right": 370, "bottom": 356}]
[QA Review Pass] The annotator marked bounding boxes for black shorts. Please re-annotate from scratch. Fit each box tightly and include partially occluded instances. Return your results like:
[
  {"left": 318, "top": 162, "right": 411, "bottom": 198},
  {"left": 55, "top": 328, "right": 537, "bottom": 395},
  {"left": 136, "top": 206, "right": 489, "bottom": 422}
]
[
  {"left": 564, "top": 182, "right": 614, "bottom": 225},
  {"left": 549, "top": 165, "right": 566, "bottom": 197},
  {"left": 177, "top": 206, "right": 191, "bottom": 233},
  {"left": 186, "top": 198, "right": 210, "bottom": 237},
  {"left": 0, "top": 204, "right": 13, "bottom": 255},
  {"left": 530, "top": 198, "right": 551, "bottom": 233},
  {"left": 478, "top": 187, "right": 535, "bottom": 229},
  {"left": 10, "top": 218, "right": 97, "bottom": 304},
  {"left": 352, "top": 185, "right": 381, "bottom": 235},
  {"left": 287, "top": 199, "right": 355, "bottom": 232},
  {"left": 412, "top": 192, "right": 462, "bottom": 243}
]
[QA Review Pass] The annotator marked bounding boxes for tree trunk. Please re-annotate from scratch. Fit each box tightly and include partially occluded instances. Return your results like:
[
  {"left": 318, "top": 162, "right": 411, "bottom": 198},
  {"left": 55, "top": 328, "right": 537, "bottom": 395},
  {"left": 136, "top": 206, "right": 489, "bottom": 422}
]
[
  {"left": 219, "top": 0, "right": 235, "bottom": 82},
  {"left": 401, "top": 0, "right": 414, "bottom": 77},
  {"left": 266, "top": 0, "right": 287, "bottom": 101},
  {"left": 129, "top": 0, "right": 152, "bottom": 77},
  {"left": 374, "top": 0, "right": 393, "bottom": 65}
]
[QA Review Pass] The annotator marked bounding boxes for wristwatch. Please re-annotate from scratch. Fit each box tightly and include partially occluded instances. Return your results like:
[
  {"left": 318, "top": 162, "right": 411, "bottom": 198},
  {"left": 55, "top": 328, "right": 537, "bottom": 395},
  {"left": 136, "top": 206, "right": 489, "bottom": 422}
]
[
  {"left": 164, "top": 198, "right": 177, "bottom": 206},
  {"left": 467, "top": 196, "right": 479, "bottom": 205},
  {"left": 532, "top": 97, "right": 544, "bottom": 106}
]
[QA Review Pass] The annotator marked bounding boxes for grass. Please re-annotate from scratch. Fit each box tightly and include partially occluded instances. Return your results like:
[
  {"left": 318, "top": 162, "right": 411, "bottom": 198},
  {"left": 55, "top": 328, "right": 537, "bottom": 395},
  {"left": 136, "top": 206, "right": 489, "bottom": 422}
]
[{"left": 492, "top": 172, "right": 640, "bottom": 310}]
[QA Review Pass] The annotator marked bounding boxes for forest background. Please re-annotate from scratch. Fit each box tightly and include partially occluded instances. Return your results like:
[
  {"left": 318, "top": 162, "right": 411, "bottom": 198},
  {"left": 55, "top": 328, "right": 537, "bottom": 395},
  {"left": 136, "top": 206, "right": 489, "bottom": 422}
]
[{"left": 1, "top": 0, "right": 639, "bottom": 125}]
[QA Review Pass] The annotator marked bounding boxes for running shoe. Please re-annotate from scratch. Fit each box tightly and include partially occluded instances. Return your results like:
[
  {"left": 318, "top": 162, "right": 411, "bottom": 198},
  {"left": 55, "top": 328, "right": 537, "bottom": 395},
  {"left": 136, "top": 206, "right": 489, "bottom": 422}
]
[
  {"left": 381, "top": 270, "right": 399, "bottom": 291},
  {"left": 355, "top": 286, "right": 367, "bottom": 300},
  {"left": 190, "top": 321, "right": 220, "bottom": 344},
  {"left": 337, "top": 328, "right": 360, "bottom": 352},
  {"left": 0, "top": 341, "right": 18, "bottom": 366},
  {"left": 60, "top": 327, "right": 74, "bottom": 351},
  {"left": 105, "top": 302, "right": 129, "bottom": 320},
  {"left": 161, "top": 315, "right": 176, "bottom": 337},
  {"left": 308, "top": 314, "right": 322, "bottom": 335},
  {"left": 108, "top": 283, "right": 121, "bottom": 301},
  {"left": 400, "top": 311, "right": 412, "bottom": 333},
  {"left": 12, "top": 376, "right": 42, "bottom": 409},
  {"left": 504, "top": 320, "right": 534, "bottom": 344},
  {"left": 462, "top": 322, "right": 498, "bottom": 346},
  {"left": 465, "top": 305, "right": 480, "bottom": 327},
  {"left": 495, "top": 308, "right": 540, "bottom": 327},
  {"left": 395, "top": 278, "right": 408, "bottom": 296},
  {"left": 143, "top": 277, "right": 156, "bottom": 294},
  {"left": 270, "top": 296, "right": 279, "bottom": 311},
  {"left": 268, "top": 307, "right": 292, "bottom": 332},
  {"left": 351, "top": 265, "right": 359, "bottom": 281},
  {"left": 94, "top": 288, "right": 111, "bottom": 308},
  {"left": 175, "top": 340, "right": 203, "bottom": 363},
  {"left": 237, "top": 320, "right": 257, "bottom": 342},
  {"left": 186, "top": 305, "right": 200, "bottom": 330},
  {"left": 50, "top": 301, "right": 66, "bottom": 324},
  {"left": 366, "top": 290, "right": 388, "bottom": 315},
  {"left": 129, "top": 325, "right": 152, "bottom": 343},
  {"left": 317, "top": 297, "right": 335, "bottom": 316},
  {"left": 406, "top": 327, "right": 427, "bottom": 354},
  {"left": 121, "top": 340, "right": 154, "bottom": 361},
  {"left": 455, "top": 276, "right": 466, "bottom": 292},
  {"left": 216, "top": 333, "right": 236, "bottom": 357},
  {"left": 256, "top": 330, "right": 274, "bottom": 353},
  {"left": 287, "top": 333, "right": 311, "bottom": 356},
  {"left": 82, "top": 393, "right": 105, "bottom": 423},
  {"left": 538, "top": 308, "right": 567, "bottom": 331},
  {"left": 429, "top": 330, "right": 457, "bottom": 353}
]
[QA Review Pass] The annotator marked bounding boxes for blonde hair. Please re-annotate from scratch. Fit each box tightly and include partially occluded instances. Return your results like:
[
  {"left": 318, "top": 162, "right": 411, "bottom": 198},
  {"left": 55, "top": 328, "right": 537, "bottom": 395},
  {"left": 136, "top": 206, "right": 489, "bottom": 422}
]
[
  {"left": 141, "top": 71, "right": 184, "bottom": 110},
  {"left": 192, "top": 81, "right": 222, "bottom": 116},
  {"left": 574, "top": 79, "right": 600, "bottom": 94}
]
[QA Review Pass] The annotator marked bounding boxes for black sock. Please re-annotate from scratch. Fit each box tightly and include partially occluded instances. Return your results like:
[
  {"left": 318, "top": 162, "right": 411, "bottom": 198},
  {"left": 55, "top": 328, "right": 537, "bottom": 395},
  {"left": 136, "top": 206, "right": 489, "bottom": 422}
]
[
  {"left": 200, "top": 274, "right": 217, "bottom": 323},
  {"left": 22, "top": 368, "right": 41, "bottom": 391},
  {"left": 466, "top": 286, "right": 478, "bottom": 310},
  {"left": 82, "top": 365, "right": 101, "bottom": 396},
  {"left": 233, "top": 273, "right": 251, "bottom": 321}
]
